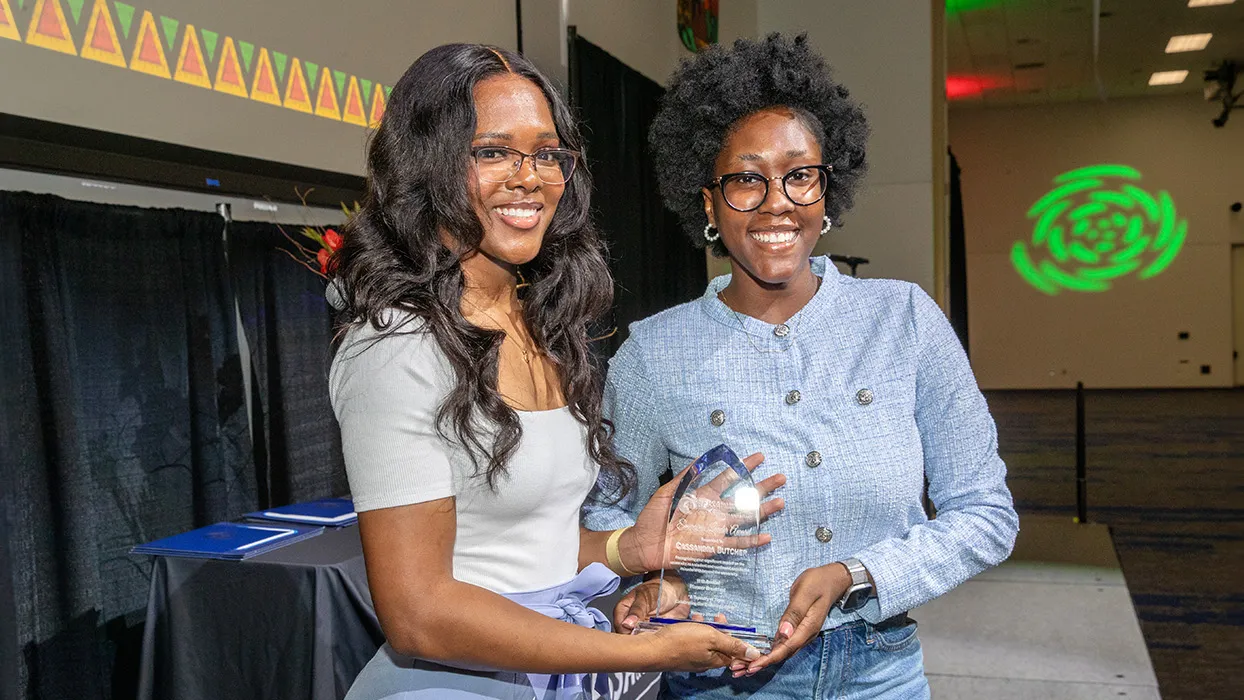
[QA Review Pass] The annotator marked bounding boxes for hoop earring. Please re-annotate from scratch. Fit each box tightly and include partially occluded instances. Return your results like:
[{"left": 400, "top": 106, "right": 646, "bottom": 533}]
[
  {"left": 820, "top": 215, "right": 833, "bottom": 236},
  {"left": 704, "top": 222, "right": 720, "bottom": 242}
]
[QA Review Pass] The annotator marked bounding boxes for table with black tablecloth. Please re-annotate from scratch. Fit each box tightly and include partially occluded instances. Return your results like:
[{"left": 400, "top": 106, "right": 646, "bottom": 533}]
[
  {"left": 136, "top": 525, "right": 383, "bottom": 700},
  {"left": 136, "top": 525, "right": 660, "bottom": 700}
]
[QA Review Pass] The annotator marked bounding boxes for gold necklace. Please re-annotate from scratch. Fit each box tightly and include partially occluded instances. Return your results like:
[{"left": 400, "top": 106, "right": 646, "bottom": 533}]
[{"left": 463, "top": 298, "right": 536, "bottom": 364}]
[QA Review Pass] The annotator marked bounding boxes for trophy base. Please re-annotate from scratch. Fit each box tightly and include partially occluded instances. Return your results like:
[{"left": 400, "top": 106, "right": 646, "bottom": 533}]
[{"left": 633, "top": 618, "right": 772, "bottom": 655}]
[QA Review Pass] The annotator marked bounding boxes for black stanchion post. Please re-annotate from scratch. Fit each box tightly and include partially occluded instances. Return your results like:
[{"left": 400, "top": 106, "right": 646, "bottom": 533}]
[
  {"left": 515, "top": 0, "right": 523, "bottom": 54},
  {"left": 566, "top": 25, "right": 578, "bottom": 107},
  {"left": 1075, "top": 381, "right": 1087, "bottom": 524}
]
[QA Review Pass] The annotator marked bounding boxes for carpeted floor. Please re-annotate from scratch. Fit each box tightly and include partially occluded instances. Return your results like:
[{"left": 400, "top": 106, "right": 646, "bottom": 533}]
[{"left": 985, "top": 388, "right": 1244, "bottom": 700}]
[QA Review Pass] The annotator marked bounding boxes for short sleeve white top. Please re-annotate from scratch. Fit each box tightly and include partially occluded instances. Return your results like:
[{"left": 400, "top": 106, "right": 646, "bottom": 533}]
[{"left": 329, "top": 313, "right": 598, "bottom": 593}]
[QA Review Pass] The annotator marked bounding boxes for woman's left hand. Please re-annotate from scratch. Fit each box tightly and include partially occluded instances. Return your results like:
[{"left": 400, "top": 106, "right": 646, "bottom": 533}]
[
  {"left": 614, "top": 574, "right": 690, "bottom": 632},
  {"left": 730, "top": 563, "right": 852, "bottom": 677},
  {"left": 622, "top": 452, "right": 785, "bottom": 573}
]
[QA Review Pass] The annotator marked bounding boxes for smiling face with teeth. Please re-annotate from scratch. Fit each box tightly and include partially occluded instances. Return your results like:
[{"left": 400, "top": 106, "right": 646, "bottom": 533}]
[
  {"left": 464, "top": 74, "right": 566, "bottom": 272},
  {"left": 702, "top": 107, "right": 826, "bottom": 298}
]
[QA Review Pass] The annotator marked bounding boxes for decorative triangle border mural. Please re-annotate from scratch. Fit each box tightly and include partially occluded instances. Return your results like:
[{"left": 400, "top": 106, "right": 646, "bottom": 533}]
[{"left": 2, "top": 0, "right": 389, "bottom": 129}]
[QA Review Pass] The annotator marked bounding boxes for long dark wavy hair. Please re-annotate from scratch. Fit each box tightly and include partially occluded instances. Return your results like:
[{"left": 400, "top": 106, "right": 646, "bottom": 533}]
[{"left": 333, "top": 43, "right": 633, "bottom": 495}]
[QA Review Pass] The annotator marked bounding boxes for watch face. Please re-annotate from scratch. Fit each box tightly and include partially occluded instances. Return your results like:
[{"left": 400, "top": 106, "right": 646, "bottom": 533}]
[{"left": 841, "top": 586, "right": 871, "bottom": 613}]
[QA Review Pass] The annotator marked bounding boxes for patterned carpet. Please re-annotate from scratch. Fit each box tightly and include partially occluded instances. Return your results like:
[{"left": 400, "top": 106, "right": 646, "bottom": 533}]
[{"left": 985, "top": 388, "right": 1244, "bottom": 700}]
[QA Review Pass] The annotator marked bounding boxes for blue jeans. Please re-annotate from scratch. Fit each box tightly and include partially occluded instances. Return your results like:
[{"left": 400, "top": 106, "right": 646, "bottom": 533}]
[{"left": 662, "top": 616, "right": 929, "bottom": 699}]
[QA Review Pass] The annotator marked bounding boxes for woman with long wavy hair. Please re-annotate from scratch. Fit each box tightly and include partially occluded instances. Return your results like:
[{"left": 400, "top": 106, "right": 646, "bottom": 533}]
[{"left": 329, "top": 44, "right": 773, "bottom": 699}]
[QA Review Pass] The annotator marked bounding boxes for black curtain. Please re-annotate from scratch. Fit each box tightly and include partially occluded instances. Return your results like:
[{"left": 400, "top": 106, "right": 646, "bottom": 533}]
[
  {"left": 0, "top": 192, "right": 255, "bottom": 700},
  {"left": 948, "top": 148, "right": 969, "bottom": 354},
  {"left": 228, "top": 221, "right": 346, "bottom": 507},
  {"left": 571, "top": 36, "right": 704, "bottom": 356},
  {"left": 0, "top": 515, "right": 14, "bottom": 700},
  {"left": 0, "top": 273, "right": 20, "bottom": 700}
]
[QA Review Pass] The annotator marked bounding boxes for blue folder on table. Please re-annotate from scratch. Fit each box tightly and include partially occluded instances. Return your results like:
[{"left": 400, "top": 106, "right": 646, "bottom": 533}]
[
  {"left": 131, "top": 522, "right": 324, "bottom": 560},
  {"left": 244, "top": 497, "right": 357, "bottom": 527}
]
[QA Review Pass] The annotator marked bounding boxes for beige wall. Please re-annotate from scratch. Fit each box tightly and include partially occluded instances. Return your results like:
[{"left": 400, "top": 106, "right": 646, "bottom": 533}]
[
  {"left": 951, "top": 95, "right": 1241, "bottom": 389},
  {"left": 0, "top": 0, "right": 517, "bottom": 175},
  {"left": 757, "top": 0, "right": 939, "bottom": 295},
  {"left": 518, "top": 0, "right": 568, "bottom": 89},
  {"left": 717, "top": 0, "right": 761, "bottom": 47}
]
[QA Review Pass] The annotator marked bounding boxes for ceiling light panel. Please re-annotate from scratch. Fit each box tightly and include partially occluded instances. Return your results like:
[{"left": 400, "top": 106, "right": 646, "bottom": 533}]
[
  {"left": 1166, "top": 34, "right": 1213, "bottom": 53},
  {"left": 1149, "top": 70, "right": 1190, "bottom": 85}
]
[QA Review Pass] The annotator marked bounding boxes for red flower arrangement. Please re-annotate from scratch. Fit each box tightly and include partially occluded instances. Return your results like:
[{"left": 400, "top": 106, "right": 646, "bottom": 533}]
[{"left": 278, "top": 192, "right": 357, "bottom": 280}]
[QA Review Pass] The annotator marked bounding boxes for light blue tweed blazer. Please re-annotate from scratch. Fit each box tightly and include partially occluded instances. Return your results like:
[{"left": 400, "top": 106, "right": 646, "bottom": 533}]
[{"left": 583, "top": 256, "right": 1019, "bottom": 630}]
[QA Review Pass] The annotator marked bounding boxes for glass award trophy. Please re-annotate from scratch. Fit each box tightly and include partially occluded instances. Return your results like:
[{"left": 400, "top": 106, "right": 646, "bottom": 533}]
[{"left": 634, "top": 444, "right": 773, "bottom": 653}]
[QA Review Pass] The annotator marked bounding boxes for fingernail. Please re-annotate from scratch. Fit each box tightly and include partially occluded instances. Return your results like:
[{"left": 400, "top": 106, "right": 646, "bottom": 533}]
[
  {"left": 746, "top": 669, "right": 758, "bottom": 676},
  {"left": 779, "top": 621, "right": 795, "bottom": 638},
  {"left": 732, "top": 671, "right": 745, "bottom": 678},
  {"left": 744, "top": 646, "right": 761, "bottom": 661},
  {"left": 624, "top": 616, "right": 638, "bottom": 627}
]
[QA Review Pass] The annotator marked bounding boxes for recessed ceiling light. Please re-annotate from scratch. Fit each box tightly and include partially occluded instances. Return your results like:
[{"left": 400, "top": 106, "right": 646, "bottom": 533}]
[
  {"left": 1188, "top": 0, "right": 1235, "bottom": 8},
  {"left": 1166, "top": 34, "right": 1213, "bottom": 53},
  {"left": 1149, "top": 70, "right": 1190, "bottom": 85}
]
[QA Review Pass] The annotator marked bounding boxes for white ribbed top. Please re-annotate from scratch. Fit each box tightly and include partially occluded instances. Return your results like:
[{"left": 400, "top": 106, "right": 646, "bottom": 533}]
[{"left": 329, "top": 313, "right": 597, "bottom": 593}]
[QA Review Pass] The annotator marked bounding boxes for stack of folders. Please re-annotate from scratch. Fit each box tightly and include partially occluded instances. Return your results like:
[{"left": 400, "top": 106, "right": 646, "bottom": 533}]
[
  {"left": 130, "top": 522, "right": 325, "bottom": 561},
  {"left": 244, "top": 497, "right": 358, "bottom": 527}
]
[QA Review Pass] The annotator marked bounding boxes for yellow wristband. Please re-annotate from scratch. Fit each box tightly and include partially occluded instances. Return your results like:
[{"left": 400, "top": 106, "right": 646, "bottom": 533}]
[{"left": 605, "top": 526, "right": 641, "bottom": 576}]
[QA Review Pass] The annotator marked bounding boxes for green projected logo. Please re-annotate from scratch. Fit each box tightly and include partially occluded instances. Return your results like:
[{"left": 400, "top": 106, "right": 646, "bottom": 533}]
[
  {"left": 1011, "top": 165, "right": 1187, "bottom": 295},
  {"left": 946, "top": 0, "right": 1006, "bottom": 14}
]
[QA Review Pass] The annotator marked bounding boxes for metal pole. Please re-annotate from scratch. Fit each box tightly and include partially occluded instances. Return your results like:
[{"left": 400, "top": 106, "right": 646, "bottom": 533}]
[
  {"left": 566, "top": 25, "right": 578, "bottom": 108},
  {"left": 216, "top": 202, "right": 232, "bottom": 251},
  {"left": 1075, "top": 381, "right": 1087, "bottom": 523},
  {"left": 515, "top": 0, "right": 523, "bottom": 54}
]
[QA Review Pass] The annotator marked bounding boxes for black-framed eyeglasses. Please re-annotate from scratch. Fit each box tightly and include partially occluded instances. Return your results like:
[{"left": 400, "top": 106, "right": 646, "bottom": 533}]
[
  {"left": 471, "top": 146, "right": 579, "bottom": 185},
  {"left": 706, "top": 164, "right": 833, "bottom": 212}
]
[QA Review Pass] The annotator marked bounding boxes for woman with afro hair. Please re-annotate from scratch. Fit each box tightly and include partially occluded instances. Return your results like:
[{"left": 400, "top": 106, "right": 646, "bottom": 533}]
[{"left": 583, "top": 34, "right": 1018, "bottom": 698}]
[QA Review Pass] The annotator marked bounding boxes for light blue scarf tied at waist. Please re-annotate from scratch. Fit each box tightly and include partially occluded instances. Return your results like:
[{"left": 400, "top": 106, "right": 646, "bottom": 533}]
[
  {"left": 346, "top": 563, "right": 622, "bottom": 700},
  {"left": 500, "top": 562, "right": 620, "bottom": 699}
]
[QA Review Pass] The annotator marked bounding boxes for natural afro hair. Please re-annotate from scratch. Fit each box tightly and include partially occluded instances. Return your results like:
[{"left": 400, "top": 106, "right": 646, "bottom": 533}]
[{"left": 648, "top": 33, "right": 870, "bottom": 256}]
